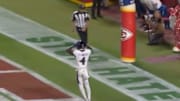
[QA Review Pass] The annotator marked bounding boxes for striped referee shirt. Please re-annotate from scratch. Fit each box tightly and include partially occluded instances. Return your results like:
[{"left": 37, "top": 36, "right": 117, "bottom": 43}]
[{"left": 72, "top": 10, "right": 90, "bottom": 28}]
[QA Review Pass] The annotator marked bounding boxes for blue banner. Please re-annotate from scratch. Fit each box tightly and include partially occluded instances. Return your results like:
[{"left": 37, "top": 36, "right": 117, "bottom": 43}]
[{"left": 119, "top": 0, "right": 135, "bottom": 6}]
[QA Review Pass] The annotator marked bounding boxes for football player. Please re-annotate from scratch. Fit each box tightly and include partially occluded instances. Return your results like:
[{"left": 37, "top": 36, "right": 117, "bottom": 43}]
[{"left": 68, "top": 41, "right": 92, "bottom": 101}]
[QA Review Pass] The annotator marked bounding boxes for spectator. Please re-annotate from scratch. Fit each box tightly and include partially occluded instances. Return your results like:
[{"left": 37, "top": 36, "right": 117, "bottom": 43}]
[
  {"left": 140, "top": 0, "right": 156, "bottom": 12},
  {"left": 169, "top": 7, "right": 177, "bottom": 29},
  {"left": 142, "top": 12, "right": 153, "bottom": 32},
  {"left": 159, "top": 4, "right": 170, "bottom": 29},
  {"left": 171, "top": 4, "right": 180, "bottom": 52},
  {"left": 140, "top": 0, "right": 159, "bottom": 32},
  {"left": 151, "top": 0, "right": 170, "bottom": 29},
  {"left": 135, "top": 0, "right": 146, "bottom": 18},
  {"left": 146, "top": 10, "right": 165, "bottom": 45},
  {"left": 91, "top": 0, "right": 103, "bottom": 19},
  {"left": 161, "top": 0, "right": 178, "bottom": 8},
  {"left": 173, "top": 17, "right": 180, "bottom": 52},
  {"left": 101, "top": 0, "right": 109, "bottom": 9},
  {"left": 141, "top": 0, "right": 170, "bottom": 29}
]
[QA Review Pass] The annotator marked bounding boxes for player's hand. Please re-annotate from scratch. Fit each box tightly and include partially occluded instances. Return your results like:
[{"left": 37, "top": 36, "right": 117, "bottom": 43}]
[{"left": 72, "top": 28, "right": 75, "bottom": 32}]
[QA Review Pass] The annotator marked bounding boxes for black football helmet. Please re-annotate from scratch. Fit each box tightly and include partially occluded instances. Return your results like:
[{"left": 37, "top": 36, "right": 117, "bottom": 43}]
[{"left": 77, "top": 41, "right": 86, "bottom": 50}]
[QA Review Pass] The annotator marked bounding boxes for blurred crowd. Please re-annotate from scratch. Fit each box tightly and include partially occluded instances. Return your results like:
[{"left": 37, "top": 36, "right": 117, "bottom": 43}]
[
  {"left": 89, "top": 0, "right": 180, "bottom": 52},
  {"left": 135, "top": 0, "right": 180, "bottom": 52}
]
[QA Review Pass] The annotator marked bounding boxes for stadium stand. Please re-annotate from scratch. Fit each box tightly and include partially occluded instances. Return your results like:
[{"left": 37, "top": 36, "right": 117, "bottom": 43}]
[{"left": 101, "top": 3, "right": 176, "bottom": 46}]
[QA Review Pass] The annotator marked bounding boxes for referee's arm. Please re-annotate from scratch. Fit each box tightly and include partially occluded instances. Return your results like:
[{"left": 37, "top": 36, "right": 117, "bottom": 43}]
[
  {"left": 72, "top": 21, "right": 76, "bottom": 32},
  {"left": 72, "top": 14, "right": 77, "bottom": 32}
]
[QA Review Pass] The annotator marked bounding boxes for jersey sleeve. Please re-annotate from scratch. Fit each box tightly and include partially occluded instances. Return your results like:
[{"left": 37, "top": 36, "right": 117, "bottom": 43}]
[
  {"left": 85, "top": 12, "right": 90, "bottom": 21},
  {"left": 72, "top": 11, "right": 78, "bottom": 22}
]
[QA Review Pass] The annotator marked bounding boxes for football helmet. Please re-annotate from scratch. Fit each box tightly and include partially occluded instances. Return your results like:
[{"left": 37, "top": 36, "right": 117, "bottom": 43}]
[{"left": 77, "top": 41, "right": 86, "bottom": 50}]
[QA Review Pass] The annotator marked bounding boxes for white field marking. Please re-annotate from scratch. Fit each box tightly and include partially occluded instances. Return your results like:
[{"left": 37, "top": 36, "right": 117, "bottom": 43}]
[
  {"left": 0, "top": 56, "right": 82, "bottom": 101},
  {"left": 0, "top": 7, "right": 180, "bottom": 101},
  {"left": 26, "top": 98, "right": 84, "bottom": 101},
  {"left": 0, "top": 88, "right": 23, "bottom": 101},
  {"left": 0, "top": 95, "right": 11, "bottom": 101},
  {"left": 110, "top": 59, "right": 180, "bottom": 91},
  {"left": 0, "top": 70, "right": 25, "bottom": 74}
]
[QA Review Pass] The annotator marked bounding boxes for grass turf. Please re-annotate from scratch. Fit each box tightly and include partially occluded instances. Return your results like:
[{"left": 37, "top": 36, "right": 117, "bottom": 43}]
[
  {"left": 0, "top": 0, "right": 180, "bottom": 101},
  {"left": 0, "top": 32, "right": 134, "bottom": 101},
  {"left": 0, "top": 0, "right": 133, "bottom": 100}
]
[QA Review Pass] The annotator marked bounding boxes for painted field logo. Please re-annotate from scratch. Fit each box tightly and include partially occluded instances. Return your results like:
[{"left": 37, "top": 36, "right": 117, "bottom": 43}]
[
  {"left": 1, "top": 7, "right": 180, "bottom": 101},
  {"left": 121, "top": 27, "right": 133, "bottom": 41}
]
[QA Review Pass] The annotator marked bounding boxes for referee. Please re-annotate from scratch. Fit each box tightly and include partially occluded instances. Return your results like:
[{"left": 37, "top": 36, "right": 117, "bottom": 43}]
[{"left": 72, "top": 5, "right": 90, "bottom": 44}]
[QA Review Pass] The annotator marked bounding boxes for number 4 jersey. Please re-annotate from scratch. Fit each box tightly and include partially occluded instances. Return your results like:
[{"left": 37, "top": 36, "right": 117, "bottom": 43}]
[{"left": 73, "top": 48, "right": 92, "bottom": 69}]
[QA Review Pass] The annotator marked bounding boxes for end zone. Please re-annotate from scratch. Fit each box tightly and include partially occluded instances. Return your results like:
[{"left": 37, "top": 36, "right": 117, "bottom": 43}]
[{"left": 0, "top": 56, "right": 82, "bottom": 101}]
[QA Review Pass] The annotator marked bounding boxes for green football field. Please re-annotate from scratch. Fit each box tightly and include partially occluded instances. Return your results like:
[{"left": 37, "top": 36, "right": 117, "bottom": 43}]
[{"left": 0, "top": 0, "right": 180, "bottom": 101}]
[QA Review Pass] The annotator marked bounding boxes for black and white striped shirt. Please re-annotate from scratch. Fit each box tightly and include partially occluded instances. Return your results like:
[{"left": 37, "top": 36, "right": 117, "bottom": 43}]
[{"left": 72, "top": 10, "right": 90, "bottom": 28}]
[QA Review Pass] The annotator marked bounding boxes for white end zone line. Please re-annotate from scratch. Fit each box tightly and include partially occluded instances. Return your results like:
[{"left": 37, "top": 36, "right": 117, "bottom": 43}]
[
  {"left": 0, "top": 56, "right": 82, "bottom": 101},
  {"left": 0, "top": 70, "right": 25, "bottom": 74},
  {"left": 0, "top": 88, "right": 23, "bottom": 101},
  {"left": 0, "top": 88, "right": 83, "bottom": 101},
  {"left": 26, "top": 98, "right": 84, "bottom": 101}
]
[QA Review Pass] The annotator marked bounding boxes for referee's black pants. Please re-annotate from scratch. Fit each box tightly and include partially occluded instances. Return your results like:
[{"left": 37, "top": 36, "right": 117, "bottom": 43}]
[{"left": 76, "top": 27, "right": 88, "bottom": 44}]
